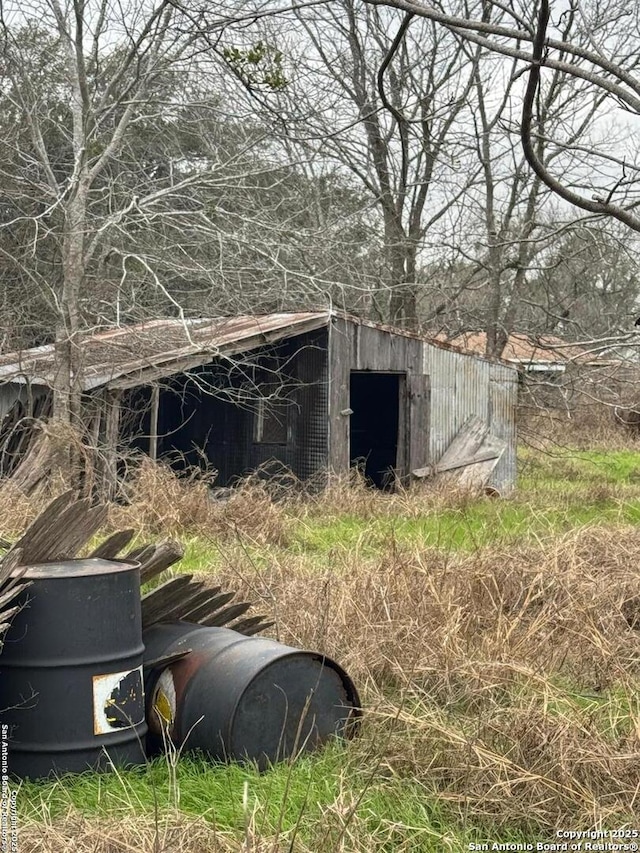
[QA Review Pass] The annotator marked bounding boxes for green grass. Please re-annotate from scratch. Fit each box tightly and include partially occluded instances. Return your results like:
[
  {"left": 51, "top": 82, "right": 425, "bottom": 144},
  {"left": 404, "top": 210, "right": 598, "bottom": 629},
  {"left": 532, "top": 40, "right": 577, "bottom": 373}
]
[
  {"left": 143, "top": 449, "right": 640, "bottom": 569},
  {"left": 16, "top": 447, "right": 640, "bottom": 849},
  {"left": 519, "top": 446, "right": 640, "bottom": 489},
  {"left": 293, "top": 500, "right": 640, "bottom": 555},
  {"left": 290, "top": 447, "right": 640, "bottom": 556},
  {"left": 17, "top": 748, "right": 485, "bottom": 852}
]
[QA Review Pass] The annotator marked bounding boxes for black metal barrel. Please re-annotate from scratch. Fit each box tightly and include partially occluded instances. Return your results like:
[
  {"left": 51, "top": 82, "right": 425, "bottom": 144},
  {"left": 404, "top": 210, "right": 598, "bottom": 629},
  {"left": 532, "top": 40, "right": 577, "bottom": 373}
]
[
  {"left": 143, "top": 622, "right": 360, "bottom": 769},
  {"left": 0, "top": 559, "right": 147, "bottom": 780}
]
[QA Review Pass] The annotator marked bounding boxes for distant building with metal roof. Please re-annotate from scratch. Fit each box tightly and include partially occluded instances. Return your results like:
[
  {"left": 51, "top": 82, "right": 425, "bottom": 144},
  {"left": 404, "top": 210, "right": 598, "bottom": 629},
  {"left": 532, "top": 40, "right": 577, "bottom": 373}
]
[{"left": 444, "top": 331, "right": 592, "bottom": 375}]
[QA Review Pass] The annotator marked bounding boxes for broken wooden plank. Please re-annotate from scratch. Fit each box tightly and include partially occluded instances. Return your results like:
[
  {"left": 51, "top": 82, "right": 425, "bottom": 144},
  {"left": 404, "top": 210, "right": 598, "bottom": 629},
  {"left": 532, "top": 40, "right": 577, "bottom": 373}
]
[
  {"left": 43, "top": 503, "right": 110, "bottom": 561},
  {"left": 231, "top": 615, "right": 274, "bottom": 635},
  {"left": 201, "top": 601, "right": 252, "bottom": 628},
  {"left": 89, "top": 529, "right": 136, "bottom": 559},
  {"left": 186, "top": 590, "right": 236, "bottom": 623},
  {"left": 0, "top": 548, "right": 24, "bottom": 587},
  {"left": 1, "top": 494, "right": 274, "bottom": 643},
  {"left": 147, "top": 582, "right": 207, "bottom": 624},
  {"left": 426, "top": 415, "right": 506, "bottom": 491},
  {"left": 137, "top": 541, "right": 185, "bottom": 585},
  {"left": 413, "top": 449, "right": 501, "bottom": 479},
  {"left": 407, "top": 373, "right": 430, "bottom": 474},
  {"left": 126, "top": 543, "right": 156, "bottom": 564},
  {"left": 4, "top": 429, "right": 53, "bottom": 495},
  {"left": 170, "top": 586, "right": 222, "bottom": 621},
  {"left": 141, "top": 575, "right": 194, "bottom": 624},
  {"left": 242, "top": 619, "right": 276, "bottom": 637},
  {"left": 0, "top": 548, "right": 29, "bottom": 648},
  {"left": 8, "top": 490, "right": 75, "bottom": 561}
]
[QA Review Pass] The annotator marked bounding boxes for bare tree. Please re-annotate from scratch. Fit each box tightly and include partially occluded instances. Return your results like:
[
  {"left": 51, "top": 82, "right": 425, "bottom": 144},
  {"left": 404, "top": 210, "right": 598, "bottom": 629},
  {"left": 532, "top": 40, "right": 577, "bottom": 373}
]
[
  {"left": 360, "top": 0, "right": 640, "bottom": 234},
  {"left": 433, "top": 2, "right": 617, "bottom": 357},
  {"left": 0, "top": 0, "right": 382, "bottom": 430},
  {"left": 218, "top": 0, "right": 489, "bottom": 327}
]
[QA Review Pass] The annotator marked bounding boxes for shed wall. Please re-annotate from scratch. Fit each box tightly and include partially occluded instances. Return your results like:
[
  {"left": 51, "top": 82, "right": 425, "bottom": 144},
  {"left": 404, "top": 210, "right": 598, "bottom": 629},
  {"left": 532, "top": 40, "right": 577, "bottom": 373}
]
[
  {"left": 422, "top": 343, "right": 517, "bottom": 492},
  {"left": 0, "top": 383, "right": 50, "bottom": 418},
  {"left": 328, "top": 316, "right": 425, "bottom": 476}
]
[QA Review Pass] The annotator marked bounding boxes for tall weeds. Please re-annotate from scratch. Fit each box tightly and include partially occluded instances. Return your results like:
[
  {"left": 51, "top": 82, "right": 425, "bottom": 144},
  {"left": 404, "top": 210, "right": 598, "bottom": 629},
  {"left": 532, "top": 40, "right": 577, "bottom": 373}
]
[{"left": 8, "top": 460, "right": 640, "bottom": 847}]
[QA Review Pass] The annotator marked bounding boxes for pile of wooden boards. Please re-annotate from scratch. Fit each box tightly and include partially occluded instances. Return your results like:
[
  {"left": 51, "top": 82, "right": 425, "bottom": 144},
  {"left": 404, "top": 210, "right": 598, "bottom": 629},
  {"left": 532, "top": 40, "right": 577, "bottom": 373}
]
[{"left": 0, "top": 491, "right": 273, "bottom": 650}]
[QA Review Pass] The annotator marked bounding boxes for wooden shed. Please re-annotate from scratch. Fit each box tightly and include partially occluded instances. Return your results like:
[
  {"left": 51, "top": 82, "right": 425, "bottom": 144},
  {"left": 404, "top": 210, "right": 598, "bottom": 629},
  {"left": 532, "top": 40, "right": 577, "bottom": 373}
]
[{"left": 0, "top": 311, "right": 518, "bottom": 492}]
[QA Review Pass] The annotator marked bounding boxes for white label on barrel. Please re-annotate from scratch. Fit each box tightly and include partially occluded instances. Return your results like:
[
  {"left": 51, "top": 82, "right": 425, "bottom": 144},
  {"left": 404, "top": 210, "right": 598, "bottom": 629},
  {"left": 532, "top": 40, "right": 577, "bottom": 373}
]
[{"left": 92, "top": 666, "right": 145, "bottom": 735}]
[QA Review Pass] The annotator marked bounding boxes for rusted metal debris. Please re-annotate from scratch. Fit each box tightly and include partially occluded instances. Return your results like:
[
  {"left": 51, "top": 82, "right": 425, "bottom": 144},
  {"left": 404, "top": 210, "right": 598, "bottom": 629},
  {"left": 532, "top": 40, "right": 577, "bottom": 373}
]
[{"left": 1, "top": 491, "right": 274, "bottom": 637}]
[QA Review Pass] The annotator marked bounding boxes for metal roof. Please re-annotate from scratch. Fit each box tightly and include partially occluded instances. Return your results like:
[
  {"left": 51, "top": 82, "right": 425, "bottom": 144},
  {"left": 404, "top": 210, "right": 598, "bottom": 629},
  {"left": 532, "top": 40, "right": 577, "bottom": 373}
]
[
  {"left": 446, "top": 331, "right": 591, "bottom": 364},
  {"left": 0, "top": 310, "right": 509, "bottom": 392},
  {"left": 0, "top": 313, "right": 329, "bottom": 391}
]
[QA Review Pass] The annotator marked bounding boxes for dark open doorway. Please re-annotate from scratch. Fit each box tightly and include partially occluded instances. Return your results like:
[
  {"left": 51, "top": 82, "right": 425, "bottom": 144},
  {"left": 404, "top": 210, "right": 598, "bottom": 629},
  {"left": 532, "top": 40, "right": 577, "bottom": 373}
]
[{"left": 349, "top": 372, "right": 401, "bottom": 489}]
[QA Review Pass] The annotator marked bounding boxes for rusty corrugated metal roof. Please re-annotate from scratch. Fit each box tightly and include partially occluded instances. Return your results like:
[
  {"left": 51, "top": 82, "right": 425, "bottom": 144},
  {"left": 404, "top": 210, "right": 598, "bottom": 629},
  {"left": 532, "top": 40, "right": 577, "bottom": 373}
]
[
  {"left": 0, "top": 310, "right": 512, "bottom": 391},
  {"left": 445, "top": 331, "right": 591, "bottom": 364},
  {"left": 0, "top": 313, "right": 329, "bottom": 390}
]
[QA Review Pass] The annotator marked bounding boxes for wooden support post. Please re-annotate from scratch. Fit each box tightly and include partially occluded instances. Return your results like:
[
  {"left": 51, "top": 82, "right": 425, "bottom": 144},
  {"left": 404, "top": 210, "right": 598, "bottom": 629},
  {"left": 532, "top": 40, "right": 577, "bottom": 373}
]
[
  {"left": 149, "top": 384, "right": 159, "bottom": 462},
  {"left": 104, "top": 389, "right": 122, "bottom": 499}
]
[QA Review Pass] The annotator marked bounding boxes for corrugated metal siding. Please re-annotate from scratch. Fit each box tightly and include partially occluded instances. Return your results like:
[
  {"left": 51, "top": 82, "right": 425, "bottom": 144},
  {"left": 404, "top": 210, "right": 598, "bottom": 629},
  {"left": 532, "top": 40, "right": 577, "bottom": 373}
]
[
  {"left": 0, "top": 383, "right": 50, "bottom": 419},
  {"left": 489, "top": 366, "right": 519, "bottom": 493},
  {"left": 0, "top": 384, "right": 20, "bottom": 419},
  {"left": 423, "top": 344, "right": 517, "bottom": 492}
]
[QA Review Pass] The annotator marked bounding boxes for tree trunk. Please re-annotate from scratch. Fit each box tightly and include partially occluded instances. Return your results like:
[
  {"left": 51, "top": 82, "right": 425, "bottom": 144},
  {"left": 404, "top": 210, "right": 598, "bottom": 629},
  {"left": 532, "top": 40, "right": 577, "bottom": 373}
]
[
  {"left": 53, "top": 185, "right": 88, "bottom": 429},
  {"left": 387, "top": 231, "right": 418, "bottom": 329}
]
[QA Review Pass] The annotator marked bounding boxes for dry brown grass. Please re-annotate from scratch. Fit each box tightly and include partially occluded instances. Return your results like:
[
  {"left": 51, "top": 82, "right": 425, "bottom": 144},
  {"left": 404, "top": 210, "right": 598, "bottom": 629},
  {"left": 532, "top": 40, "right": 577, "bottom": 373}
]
[
  {"left": 6, "top": 456, "right": 640, "bottom": 842},
  {"left": 208, "top": 525, "right": 640, "bottom": 830},
  {"left": 519, "top": 403, "right": 640, "bottom": 452},
  {"left": 109, "top": 459, "right": 294, "bottom": 546},
  {"left": 17, "top": 810, "right": 308, "bottom": 853}
]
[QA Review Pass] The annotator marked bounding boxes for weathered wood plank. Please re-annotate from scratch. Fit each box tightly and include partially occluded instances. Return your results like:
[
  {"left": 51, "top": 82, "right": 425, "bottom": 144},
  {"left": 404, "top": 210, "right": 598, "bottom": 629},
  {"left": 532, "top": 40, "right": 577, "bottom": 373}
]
[
  {"left": 327, "top": 316, "right": 352, "bottom": 474},
  {"left": 147, "top": 582, "right": 207, "bottom": 623},
  {"left": 454, "top": 439, "right": 505, "bottom": 490},
  {"left": 137, "top": 541, "right": 185, "bottom": 585},
  {"left": 1, "top": 494, "right": 274, "bottom": 640},
  {"left": 430, "top": 415, "right": 506, "bottom": 490},
  {"left": 231, "top": 615, "right": 274, "bottom": 635},
  {"left": 0, "top": 548, "right": 23, "bottom": 587},
  {"left": 44, "top": 503, "right": 110, "bottom": 561},
  {"left": 9, "top": 490, "right": 75, "bottom": 560},
  {"left": 186, "top": 590, "right": 236, "bottom": 623},
  {"left": 126, "top": 543, "right": 156, "bottom": 563},
  {"left": 242, "top": 619, "right": 276, "bottom": 636},
  {"left": 413, "top": 449, "right": 501, "bottom": 478},
  {"left": 149, "top": 384, "right": 160, "bottom": 462},
  {"left": 201, "top": 601, "right": 252, "bottom": 627},
  {"left": 178, "top": 587, "right": 223, "bottom": 620},
  {"left": 141, "top": 575, "right": 193, "bottom": 624},
  {"left": 408, "top": 373, "right": 430, "bottom": 475},
  {"left": 4, "top": 429, "right": 52, "bottom": 495},
  {"left": 0, "top": 548, "right": 29, "bottom": 647},
  {"left": 89, "top": 529, "right": 136, "bottom": 559}
]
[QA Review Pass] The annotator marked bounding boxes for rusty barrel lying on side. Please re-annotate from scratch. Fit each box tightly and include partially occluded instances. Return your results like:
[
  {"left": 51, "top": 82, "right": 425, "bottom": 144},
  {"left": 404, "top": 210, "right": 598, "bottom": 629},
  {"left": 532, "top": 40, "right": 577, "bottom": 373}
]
[
  {"left": 0, "top": 559, "right": 147, "bottom": 780},
  {"left": 143, "top": 622, "right": 361, "bottom": 768}
]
